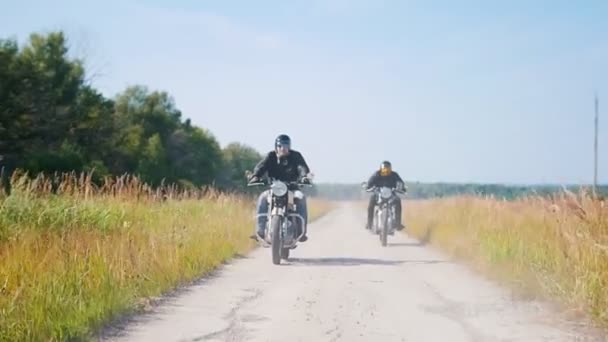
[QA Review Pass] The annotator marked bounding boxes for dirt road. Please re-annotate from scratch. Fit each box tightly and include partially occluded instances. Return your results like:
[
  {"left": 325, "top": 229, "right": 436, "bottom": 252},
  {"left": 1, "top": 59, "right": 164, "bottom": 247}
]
[{"left": 105, "top": 204, "right": 602, "bottom": 342}]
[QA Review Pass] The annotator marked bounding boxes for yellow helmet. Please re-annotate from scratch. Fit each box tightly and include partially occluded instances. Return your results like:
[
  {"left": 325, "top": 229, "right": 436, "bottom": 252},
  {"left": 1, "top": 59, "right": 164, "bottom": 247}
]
[{"left": 380, "top": 161, "right": 392, "bottom": 176}]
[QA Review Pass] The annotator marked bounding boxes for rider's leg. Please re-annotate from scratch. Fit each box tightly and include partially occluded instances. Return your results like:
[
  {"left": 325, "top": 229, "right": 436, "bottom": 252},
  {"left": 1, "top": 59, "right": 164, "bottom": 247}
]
[
  {"left": 254, "top": 190, "right": 270, "bottom": 239},
  {"left": 394, "top": 197, "right": 404, "bottom": 230},
  {"left": 295, "top": 196, "right": 308, "bottom": 242},
  {"left": 367, "top": 195, "right": 375, "bottom": 228}
]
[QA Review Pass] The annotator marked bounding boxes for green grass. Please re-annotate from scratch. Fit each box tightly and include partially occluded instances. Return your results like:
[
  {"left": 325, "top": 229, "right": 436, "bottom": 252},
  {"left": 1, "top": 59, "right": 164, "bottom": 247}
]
[{"left": 0, "top": 173, "right": 333, "bottom": 341}]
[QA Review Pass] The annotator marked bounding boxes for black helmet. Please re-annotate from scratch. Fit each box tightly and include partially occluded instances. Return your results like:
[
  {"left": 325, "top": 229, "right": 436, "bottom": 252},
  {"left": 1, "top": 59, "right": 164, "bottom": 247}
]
[{"left": 275, "top": 134, "right": 291, "bottom": 148}]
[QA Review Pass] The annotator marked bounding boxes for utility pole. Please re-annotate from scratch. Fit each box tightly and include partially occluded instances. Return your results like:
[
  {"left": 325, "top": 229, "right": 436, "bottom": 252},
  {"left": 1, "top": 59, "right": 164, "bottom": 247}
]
[{"left": 594, "top": 94, "right": 599, "bottom": 193}]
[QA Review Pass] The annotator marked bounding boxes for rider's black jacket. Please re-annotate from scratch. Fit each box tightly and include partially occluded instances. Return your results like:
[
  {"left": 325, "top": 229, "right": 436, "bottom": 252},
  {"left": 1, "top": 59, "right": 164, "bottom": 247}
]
[
  {"left": 366, "top": 171, "right": 405, "bottom": 190},
  {"left": 252, "top": 150, "right": 310, "bottom": 183}
]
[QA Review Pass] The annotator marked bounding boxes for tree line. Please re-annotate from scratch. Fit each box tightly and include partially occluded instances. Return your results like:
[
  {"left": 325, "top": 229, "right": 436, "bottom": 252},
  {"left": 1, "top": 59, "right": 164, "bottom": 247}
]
[
  {"left": 0, "top": 31, "right": 261, "bottom": 192},
  {"left": 314, "top": 182, "right": 607, "bottom": 201}
]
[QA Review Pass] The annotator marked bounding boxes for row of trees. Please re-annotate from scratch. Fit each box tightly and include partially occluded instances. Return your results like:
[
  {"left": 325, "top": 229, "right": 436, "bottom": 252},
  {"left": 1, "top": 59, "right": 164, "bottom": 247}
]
[
  {"left": 314, "top": 182, "right": 607, "bottom": 200},
  {"left": 0, "top": 32, "right": 261, "bottom": 191}
]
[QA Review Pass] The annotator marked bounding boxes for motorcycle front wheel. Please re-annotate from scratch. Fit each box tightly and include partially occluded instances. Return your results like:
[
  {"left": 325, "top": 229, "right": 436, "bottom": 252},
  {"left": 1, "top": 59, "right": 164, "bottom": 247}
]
[
  {"left": 380, "top": 211, "right": 388, "bottom": 247},
  {"left": 270, "top": 216, "right": 282, "bottom": 265},
  {"left": 280, "top": 248, "right": 290, "bottom": 260}
]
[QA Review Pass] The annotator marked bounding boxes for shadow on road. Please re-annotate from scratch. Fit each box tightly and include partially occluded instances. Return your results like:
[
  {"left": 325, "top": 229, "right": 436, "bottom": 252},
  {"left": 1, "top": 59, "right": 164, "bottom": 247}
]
[
  {"left": 387, "top": 242, "right": 425, "bottom": 247},
  {"left": 391, "top": 226, "right": 434, "bottom": 247},
  {"left": 288, "top": 257, "right": 447, "bottom": 267}
]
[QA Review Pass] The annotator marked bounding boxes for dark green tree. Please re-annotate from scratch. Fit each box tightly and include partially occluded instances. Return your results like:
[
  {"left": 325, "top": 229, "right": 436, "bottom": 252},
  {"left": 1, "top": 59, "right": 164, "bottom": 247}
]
[
  {"left": 0, "top": 31, "right": 260, "bottom": 191},
  {"left": 218, "top": 143, "right": 262, "bottom": 191}
]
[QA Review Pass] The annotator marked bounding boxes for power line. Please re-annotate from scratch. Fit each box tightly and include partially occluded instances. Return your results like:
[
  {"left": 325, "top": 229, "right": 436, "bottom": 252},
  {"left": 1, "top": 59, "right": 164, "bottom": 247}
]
[{"left": 594, "top": 94, "right": 599, "bottom": 193}]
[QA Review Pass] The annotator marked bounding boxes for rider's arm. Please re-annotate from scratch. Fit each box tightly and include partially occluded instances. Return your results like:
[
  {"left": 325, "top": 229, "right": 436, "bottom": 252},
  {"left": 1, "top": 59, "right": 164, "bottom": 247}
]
[
  {"left": 366, "top": 172, "right": 379, "bottom": 190},
  {"left": 252, "top": 152, "right": 272, "bottom": 179},
  {"left": 294, "top": 152, "right": 311, "bottom": 178},
  {"left": 393, "top": 172, "right": 407, "bottom": 191}
]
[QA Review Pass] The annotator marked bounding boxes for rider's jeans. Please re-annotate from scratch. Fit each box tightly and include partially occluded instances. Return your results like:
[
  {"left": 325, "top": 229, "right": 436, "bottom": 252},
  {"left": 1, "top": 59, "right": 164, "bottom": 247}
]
[{"left": 256, "top": 190, "right": 308, "bottom": 234}]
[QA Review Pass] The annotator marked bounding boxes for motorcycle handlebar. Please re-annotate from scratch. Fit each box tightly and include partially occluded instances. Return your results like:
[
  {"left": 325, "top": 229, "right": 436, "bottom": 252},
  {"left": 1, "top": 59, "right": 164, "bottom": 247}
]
[
  {"left": 247, "top": 180, "right": 313, "bottom": 188},
  {"left": 366, "top": 187, "right": 406, "bottom": 194}
]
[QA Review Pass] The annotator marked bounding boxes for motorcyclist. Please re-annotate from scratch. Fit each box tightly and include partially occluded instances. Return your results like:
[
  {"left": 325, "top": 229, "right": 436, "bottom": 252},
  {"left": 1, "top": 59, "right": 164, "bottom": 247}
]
[
  {"left": 248, "top": 134, "right": 312, "bottom": 242},
  {"left": 365, "top": 161, "right": 406, "bottom": 230}
]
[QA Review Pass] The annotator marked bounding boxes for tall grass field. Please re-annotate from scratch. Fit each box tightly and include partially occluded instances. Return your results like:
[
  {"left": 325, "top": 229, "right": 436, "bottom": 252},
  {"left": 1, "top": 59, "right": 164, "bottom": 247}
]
[
  {"left": 0, "top": 172, "right": 333, "bottom": 341},
  {"left": 405, "top": 191, "right": 607, "bottom": 330}
]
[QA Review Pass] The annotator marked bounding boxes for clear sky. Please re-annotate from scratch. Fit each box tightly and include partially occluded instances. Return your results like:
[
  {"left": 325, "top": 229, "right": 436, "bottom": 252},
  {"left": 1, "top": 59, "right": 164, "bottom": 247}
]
[{"left": 2, "top": 0, "right": 607, "bottom": 184}]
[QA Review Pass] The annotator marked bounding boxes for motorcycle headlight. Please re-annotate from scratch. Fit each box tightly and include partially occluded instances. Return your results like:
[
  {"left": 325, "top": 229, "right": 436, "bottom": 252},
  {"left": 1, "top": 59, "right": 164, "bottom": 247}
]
[
  {"left": 380, "top": 187, "right": 393, "bottom": 199},
  {"left": 271, "top": 181, "right": 288, "bottom": 197}
]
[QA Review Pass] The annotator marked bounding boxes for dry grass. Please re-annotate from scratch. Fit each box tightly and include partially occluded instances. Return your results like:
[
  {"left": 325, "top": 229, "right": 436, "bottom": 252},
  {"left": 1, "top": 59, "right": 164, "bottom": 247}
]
[
  {"left": 404, "top": 191, "right": 608, "bottom": 330},
  {"left": 0, "top": 171, "right": 333, "bottom": 341}
]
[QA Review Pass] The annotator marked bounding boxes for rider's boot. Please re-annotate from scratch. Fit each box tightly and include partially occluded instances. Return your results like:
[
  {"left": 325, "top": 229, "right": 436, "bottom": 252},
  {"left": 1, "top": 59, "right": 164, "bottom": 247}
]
[
  {"left": 298, "top": 224, "right": 308, "bottom": 242},
  {"left": 250, "top": 227, "right": 266, "bottom": 241},
  {"left": 396, "top": 220, "right": 405, "bottom": 230}
]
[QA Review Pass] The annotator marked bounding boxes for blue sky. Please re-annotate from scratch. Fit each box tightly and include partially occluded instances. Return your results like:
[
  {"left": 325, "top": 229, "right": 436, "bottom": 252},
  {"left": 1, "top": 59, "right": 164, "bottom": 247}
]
[{"left": 2, "top": 0, "right": 607, "bottom": 184}]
